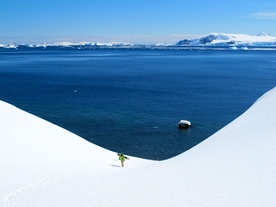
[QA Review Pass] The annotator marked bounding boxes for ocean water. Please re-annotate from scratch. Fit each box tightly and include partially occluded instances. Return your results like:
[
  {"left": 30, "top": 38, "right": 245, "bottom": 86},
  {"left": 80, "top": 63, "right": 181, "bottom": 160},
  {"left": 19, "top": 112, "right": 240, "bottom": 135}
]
[{"left": 0, "top": 48, "right": 275, "bottom": 160}]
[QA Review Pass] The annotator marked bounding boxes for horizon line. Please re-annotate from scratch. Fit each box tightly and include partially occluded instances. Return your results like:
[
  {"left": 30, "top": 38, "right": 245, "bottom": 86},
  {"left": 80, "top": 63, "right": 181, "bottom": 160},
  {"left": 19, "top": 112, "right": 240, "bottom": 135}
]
[{"left": 1, "top": 32, "right": 275, "bottom": 45}]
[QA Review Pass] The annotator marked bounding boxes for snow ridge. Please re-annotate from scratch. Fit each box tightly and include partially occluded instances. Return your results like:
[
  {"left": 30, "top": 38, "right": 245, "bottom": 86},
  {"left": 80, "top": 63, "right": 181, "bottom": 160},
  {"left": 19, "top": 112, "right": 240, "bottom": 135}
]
[{"left": 1, "top": 86, "right": 276, "bottom": 206}]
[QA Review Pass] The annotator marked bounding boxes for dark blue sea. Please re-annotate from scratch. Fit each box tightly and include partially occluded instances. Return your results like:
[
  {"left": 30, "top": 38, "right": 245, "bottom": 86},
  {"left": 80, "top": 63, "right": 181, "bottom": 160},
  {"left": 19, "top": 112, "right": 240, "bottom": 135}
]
[{"left": 0, "top": 48, "right": 275, "bottom": 160}]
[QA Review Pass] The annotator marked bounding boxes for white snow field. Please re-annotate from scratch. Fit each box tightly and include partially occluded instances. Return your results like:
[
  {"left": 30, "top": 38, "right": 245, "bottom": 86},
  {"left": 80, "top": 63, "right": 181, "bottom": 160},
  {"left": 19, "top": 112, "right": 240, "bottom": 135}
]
[{"left": 1, "top": 87, "right": 276, "bottom": 207}]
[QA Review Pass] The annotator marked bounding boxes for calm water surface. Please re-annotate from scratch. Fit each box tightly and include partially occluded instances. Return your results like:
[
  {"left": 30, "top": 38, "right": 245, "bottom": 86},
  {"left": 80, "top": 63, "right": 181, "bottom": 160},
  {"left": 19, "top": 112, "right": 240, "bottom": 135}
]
[{"left": 0, "top": 48, "right": 275, "bottom": 160}]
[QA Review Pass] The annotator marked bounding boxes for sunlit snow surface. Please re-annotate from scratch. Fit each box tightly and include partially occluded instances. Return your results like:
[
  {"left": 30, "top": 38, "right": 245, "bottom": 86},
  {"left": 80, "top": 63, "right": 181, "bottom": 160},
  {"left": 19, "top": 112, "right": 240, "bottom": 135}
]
[{"left": 0, "top": 87, "right": 276, "bottom": 206}]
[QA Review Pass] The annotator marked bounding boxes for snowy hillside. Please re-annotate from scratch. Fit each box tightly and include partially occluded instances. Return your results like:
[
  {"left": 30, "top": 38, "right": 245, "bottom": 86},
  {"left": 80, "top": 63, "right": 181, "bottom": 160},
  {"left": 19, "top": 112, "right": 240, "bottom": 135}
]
[
  {"left": 176, "top": 32, "right": 276, "bottom": 47},
  {"left": 1, "top": 32, "right": 276, "bottom": 49},
  {"left": 1, "top": 86, "right": 276, "bottom": 206}
]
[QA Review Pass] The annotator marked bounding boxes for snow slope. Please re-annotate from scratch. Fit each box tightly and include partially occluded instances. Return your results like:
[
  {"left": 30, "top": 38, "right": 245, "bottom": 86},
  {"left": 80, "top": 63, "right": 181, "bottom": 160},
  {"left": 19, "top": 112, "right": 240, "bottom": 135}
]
[{"left": 0, "top": 86, "right": 276, "bottom": 206}]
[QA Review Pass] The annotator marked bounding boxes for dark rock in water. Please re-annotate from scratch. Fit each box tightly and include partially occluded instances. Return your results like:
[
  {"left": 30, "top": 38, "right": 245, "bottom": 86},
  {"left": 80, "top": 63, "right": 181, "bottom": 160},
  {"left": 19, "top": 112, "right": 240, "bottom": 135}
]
[{"left": 178, "top": 120, "right": 192, "bottom": 129}]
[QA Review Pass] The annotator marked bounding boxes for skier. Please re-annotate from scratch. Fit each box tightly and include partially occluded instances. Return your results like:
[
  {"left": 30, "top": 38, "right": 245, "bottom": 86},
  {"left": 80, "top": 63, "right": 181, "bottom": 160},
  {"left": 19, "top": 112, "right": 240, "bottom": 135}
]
[{"left": 117, "top": 153, "right": 129, "bottom": 167}]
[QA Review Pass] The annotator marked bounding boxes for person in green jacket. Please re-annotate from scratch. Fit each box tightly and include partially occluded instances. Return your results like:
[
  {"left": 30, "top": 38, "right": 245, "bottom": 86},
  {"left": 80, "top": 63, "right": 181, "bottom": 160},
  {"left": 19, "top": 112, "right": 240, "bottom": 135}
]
[{"left": 117, "top": 153, "right": 129, "bottom": 167}]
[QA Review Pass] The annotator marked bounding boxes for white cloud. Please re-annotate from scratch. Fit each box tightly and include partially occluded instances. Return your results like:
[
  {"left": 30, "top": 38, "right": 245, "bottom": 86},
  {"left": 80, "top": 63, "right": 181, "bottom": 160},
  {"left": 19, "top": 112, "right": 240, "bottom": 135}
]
[{"left": 252, "top": 12, "right": 276, "bottom": 19}]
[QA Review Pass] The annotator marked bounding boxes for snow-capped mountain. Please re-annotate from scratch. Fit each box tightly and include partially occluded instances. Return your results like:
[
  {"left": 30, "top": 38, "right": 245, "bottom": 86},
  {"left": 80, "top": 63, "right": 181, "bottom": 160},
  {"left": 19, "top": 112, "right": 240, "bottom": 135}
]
[{"left": 176, "top": 32, "right": 276, "bottom": 47}]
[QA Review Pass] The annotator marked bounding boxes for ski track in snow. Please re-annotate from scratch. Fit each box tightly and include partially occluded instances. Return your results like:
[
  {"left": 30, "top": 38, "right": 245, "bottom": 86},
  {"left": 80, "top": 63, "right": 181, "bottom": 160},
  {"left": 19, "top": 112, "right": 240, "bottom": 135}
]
[{"left": 0, "top": 176, "right": 61, "bottom": 207}]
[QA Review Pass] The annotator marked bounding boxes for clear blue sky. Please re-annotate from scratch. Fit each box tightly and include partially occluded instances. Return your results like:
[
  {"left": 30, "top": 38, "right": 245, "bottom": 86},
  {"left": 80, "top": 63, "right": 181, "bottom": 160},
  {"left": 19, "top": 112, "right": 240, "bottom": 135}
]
[{"left": 1, "top": 0, "right": 276, "bottom": 44}]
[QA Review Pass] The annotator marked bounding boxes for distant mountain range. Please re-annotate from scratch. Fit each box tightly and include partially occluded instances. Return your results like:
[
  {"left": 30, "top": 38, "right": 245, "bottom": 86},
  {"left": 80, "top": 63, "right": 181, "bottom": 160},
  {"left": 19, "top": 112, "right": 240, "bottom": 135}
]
[
  {"left": 1, "top": 33, "right": 276, "bottom": 49},
  {"left": 0, "top": 41, "right": 135, "bottom": 49}
]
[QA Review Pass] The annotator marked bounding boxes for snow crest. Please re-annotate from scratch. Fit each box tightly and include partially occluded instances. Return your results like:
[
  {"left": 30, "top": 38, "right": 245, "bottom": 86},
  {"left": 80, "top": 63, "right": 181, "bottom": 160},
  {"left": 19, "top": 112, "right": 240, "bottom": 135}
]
[{"left": 1, "top": 86, "right": 276, "bottom": 206}]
